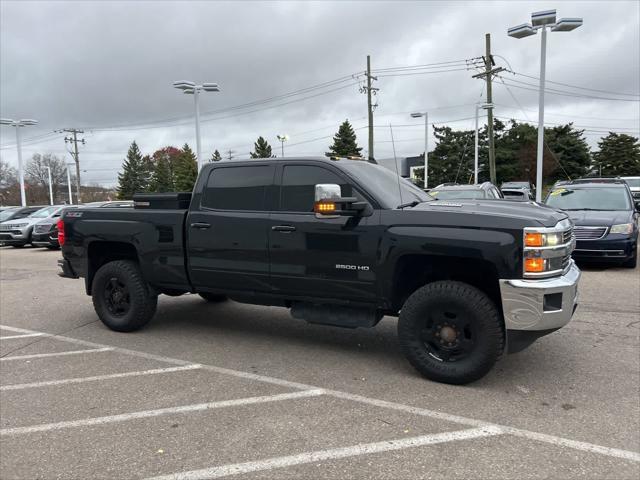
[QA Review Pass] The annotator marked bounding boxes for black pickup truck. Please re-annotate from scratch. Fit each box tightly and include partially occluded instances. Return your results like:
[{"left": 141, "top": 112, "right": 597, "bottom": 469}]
[{"left": 58, "top": 157, "right": 580, "bottom": 384}]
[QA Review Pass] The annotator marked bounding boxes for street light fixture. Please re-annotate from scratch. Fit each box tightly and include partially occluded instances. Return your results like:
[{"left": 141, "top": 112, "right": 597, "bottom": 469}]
[
  {"left": 276, "top": 134, "right": 289, "bottom": 158},
  {"left": 0, "top": 118, "right": 39, "bottom": 206},
  {"left": 173, "top": 80, "right": 220, "bottom": 172},
  {"left": 508, "top": 9, "right": 582, "bottom": 202},
  {"left": 410, "top": 112, "right": 428, "bottom": 189},
  {"left": 65, "top": 163, "right": 74, "bottom": 204}
]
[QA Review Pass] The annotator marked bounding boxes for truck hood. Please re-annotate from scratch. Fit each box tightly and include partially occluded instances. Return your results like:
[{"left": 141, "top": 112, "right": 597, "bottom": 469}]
[
  {"left": 410, "top": 199, "right": 567, "bottom": 227},
  {"left": 562, "top": 209, "right": 633, "bottom": 226}
]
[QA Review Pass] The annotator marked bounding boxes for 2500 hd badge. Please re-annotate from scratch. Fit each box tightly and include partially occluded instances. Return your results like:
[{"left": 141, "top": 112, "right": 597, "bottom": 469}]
[{"left": 58, "top": 157, "right": 580, "bottom": 385}]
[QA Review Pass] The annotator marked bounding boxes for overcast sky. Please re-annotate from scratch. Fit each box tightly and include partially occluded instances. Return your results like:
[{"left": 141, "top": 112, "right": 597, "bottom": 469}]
[{"left": 1, "top": 0, "right": 639, "bottom": 186}]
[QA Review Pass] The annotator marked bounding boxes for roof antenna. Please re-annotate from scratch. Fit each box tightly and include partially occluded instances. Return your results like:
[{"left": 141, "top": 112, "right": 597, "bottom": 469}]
[{"left": 389, "top": 123, "right": 403, "bottom": 207}]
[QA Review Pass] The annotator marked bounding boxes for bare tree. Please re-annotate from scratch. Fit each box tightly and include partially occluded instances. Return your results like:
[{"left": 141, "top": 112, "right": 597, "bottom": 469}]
[
  {"left": 0, "top": 159, "right": 18, "bottom": 188},
  {"left": 25, "top": 153, "right": 69, "bottom": 203}
]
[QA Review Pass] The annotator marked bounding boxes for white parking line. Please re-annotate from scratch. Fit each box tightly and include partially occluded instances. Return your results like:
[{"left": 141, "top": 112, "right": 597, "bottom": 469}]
[
  {"left": 1, "top": 364, "right": 201, "bottom": 391},
  {"left": 0, "top": 348, "right": 113, "bottom": 362},
  {"left": 145, "top": 426, "right": 504, "bottom": 480},
  {"left": 1, "top": 324, "right": 639, "bottom": 463},
  {"left": 0, "top": 333, "right": 44, "bottom": 340},
  {"left": 0, "top": 389, "right": 325, "bottom": 436}
]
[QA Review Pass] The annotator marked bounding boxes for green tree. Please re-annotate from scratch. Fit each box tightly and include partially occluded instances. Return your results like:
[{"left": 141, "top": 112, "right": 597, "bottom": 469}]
[
  {"left": 326, "top": 120, "right": 362, "bottom": 157},
  {"left": 250, "top": 137, "right": 275, "bottom": 158},
  {"left": 148, "top": 146, "right": 181, "bottom": 192},
  {"left": 427, "top": 125, "right": 478, "bottom": 186},
  {"left": 211, "top": 149, "right": 222, "bottom": 162},
  {"left": 592, "top": 133, "right": 640, "bottom": 176},
  {"left": 174, "top": 143, "right": 198, "bottom": 191},
  {"left": 117, "top": 141, "right": 149, "bottom": 199}
]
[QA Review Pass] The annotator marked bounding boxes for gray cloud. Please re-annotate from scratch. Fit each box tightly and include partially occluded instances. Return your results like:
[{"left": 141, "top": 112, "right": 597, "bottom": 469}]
[{"left": 1, "top": 0, "right": 638, "bottom": 186}]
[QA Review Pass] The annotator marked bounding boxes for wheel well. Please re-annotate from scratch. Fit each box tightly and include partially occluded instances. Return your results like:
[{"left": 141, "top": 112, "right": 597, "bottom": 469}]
[
  {"left": 86, "top": 241, "right": 138, "bottom": 295},
  {"left": 391, "top": 255, "right": 503, "bottom": 315}
]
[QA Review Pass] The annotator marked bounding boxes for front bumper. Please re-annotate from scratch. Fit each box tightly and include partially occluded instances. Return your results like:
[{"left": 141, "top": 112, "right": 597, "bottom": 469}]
[
  {"left": 499, "top": 261, "right": 580, "bottom": 352},
  {"left": 0, "top": 231, "right": 29, "bottom": 245},
  {"left": 573, "top": 236, "right": 636, "bottom": 261},
  {"left": 32, "top": 232, "right": 58, "bottom": 247}
]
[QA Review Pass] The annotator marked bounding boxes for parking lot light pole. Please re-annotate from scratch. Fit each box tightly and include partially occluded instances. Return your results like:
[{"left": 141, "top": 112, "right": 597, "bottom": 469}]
[
  {"left": 46, "top": 166, "right": 53, "bottom": 205},
  {"left": 0, "top": 118, "right": 38, "bottom": 206},
  {"left": 410, "top": 112, "right": 428, "bottom": 189},
  {"left": 508, "top": 9, "right": 583, "bottom": 202},
  {"left": 65, "top": 163, "right": 74, "bottom": 204},
  {"left": 276, "top": 134, "right": 289, "bottom": 157},
  {"left": 173, "top": 81, "right": 220, "bottom": 172}
]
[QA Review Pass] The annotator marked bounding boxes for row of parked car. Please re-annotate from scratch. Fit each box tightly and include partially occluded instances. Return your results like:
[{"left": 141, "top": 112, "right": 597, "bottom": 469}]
[
  {"left": 0, "top": 201, "right": 132, "bottom": 249},
  {"left": 428, "top": 176, "right": 640, "bottom": 268}
]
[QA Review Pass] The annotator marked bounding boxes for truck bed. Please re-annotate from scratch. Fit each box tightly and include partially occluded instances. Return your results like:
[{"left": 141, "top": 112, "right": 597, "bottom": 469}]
[{"left": 62, "top": 207, "right": 191, "bottom": 293}]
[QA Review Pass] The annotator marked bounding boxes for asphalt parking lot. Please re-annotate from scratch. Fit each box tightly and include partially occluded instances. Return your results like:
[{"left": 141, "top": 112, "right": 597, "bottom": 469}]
[{"left": 0, "top": 246, "right": 638, "bottom": 479}]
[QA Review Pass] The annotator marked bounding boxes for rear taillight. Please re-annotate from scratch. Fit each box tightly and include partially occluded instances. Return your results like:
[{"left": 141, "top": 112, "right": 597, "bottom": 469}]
[{"left": 57, "top": 219, "right": 65, "bottom": 246}]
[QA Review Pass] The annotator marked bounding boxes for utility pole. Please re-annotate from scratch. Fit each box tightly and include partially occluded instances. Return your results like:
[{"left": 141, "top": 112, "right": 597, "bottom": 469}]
[
  {"left": 362, "top": 55, "right": 378, "bottom": 162},
  {"left": 226, "top": 149, "right": 235, "bottom": 161},
  {"left": 62, "top": 129, "right": 85, "bottom": 203},
  {"left": 472, "top": 34, "right": 504, "bottom": 185}
]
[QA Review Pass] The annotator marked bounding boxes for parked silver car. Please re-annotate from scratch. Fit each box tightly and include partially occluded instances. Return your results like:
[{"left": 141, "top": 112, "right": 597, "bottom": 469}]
[{"left": 0, "top": 205, "right": 67, "bottom": 248}]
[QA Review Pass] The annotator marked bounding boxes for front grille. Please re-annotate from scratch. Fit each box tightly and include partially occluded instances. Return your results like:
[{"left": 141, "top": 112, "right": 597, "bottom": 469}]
[
  {"left": 34, "top": 223, "right": 52, "bottom": 234},
  {"left": 562, "top": 228, "right": 573, "bottom": 244},
  {"left": 574, "top": 226, "right": 607, "bottom": 240},
  {"left": 0, "top": 223, "right": 22, "bottom": 230}
]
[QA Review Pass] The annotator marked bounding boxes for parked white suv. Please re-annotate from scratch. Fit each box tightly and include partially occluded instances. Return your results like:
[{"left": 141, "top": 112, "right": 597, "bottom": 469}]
[{"left": 0, "top": 205, "right": 66, "bottom": 248}]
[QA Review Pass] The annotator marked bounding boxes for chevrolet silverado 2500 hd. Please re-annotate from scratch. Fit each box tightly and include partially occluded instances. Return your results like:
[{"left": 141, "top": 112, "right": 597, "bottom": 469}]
[{"left": 58, "top": 157, "right": 580, "bottom": 384}]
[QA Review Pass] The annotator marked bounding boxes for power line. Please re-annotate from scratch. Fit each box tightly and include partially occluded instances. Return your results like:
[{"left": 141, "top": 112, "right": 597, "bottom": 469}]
[
  {"left": 496, "top": 77, "right": 640, "bottom": 102},
  {"left": 507, "top": 70, "right": 640, "bottom": 98}
]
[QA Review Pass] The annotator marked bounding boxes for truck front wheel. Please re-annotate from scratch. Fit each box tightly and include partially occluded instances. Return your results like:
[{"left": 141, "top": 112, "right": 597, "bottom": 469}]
[
  {"left": 398, "top": 281, "right": 504, "bottom": 385},
  {"left": 92, "top": 260, "right": 157, "bottom": 332}
]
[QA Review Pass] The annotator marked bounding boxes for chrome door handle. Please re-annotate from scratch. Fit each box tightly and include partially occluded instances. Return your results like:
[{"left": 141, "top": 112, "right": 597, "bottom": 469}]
[
  {"left": 271, "top": 225, "right": 296, "bottom": 232},
  {"left": 190, "top": 222, "right": 211, "bottom": 229}
]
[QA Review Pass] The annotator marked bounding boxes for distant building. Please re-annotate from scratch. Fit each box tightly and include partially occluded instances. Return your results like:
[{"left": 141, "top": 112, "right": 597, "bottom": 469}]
[{"left": 376, "top": 155, "right": 424, "bottom": 181}]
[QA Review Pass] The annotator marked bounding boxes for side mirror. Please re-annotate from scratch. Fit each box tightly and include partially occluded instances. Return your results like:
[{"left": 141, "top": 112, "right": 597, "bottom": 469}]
[{"left": 314, "top": 184, "right": 367, "bottom": 217}]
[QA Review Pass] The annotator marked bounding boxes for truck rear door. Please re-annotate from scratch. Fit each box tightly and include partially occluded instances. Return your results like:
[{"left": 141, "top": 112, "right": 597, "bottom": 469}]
[{"left": 186, "top": 163, "right": 276, "bottom": 292}]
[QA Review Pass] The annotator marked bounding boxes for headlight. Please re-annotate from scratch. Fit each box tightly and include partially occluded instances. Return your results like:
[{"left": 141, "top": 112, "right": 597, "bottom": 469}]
[
  {"left": 610, "top": 223, "right": 633, "bottom": 235},
  {"left": 523, "top": 220, "right": 574, "bottom": 278}
]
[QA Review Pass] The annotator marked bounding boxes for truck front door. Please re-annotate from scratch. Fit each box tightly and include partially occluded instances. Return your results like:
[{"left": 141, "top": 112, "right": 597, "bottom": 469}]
[
  {"left": 187, "top": 164, "right": 276, "bottom": 293},
  {"left": 268, "top": 163, "right": 381, "bottom": 302}
]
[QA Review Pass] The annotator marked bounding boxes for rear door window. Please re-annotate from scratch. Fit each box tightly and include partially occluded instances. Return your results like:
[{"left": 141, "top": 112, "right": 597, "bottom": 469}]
[{"left": 201, "top": 165, "right": 274, "bottom": 211}]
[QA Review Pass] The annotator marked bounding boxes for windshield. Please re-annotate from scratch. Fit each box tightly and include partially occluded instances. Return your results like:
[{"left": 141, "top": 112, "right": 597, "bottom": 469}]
[
  {"left": 0, "top": 208, "right": 18, "bottom": 221},
  {"left": 546, "top": 187, "right": 632, "bottom": 211},
  {"left": 340, "top": 162, "right": 432, "bottom": 208},
  {"left": 501, "top": 182, "right": 529, "bottom": 189},
  {"left": 430, "top": 189, "right": 486, "bottom": 200},
  {"left": 29, "top": 206, "right": 59, "bottom": 218},
  {"left": 624, "top": 178, "right": 640, "bottom": 188}
]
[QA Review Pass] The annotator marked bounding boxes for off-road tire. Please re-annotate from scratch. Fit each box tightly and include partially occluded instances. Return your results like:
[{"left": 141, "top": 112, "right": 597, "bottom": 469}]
[
  {"left": 198, "top": 293, "right": 228, "bottom": 303},
  {"left": 398, "top": 281, "right": 504, "bottom": 385},
  {"left": 92, "top": 260, "right": 157, "bottom": 332}
]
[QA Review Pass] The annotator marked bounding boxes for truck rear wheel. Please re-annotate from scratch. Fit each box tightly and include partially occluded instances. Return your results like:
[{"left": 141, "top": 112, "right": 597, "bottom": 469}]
[
  {"left": 92, "top": 260, "right": 157, "bottom": 332},
  {"left": 398, "top": 281, "right": 504, "bottom": 385}
]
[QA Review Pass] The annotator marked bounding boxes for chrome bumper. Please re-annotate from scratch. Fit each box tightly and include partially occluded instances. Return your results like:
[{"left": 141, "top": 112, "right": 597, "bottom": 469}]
[{"left": 499, "top": 261, "right": 580, "bottom": 331}]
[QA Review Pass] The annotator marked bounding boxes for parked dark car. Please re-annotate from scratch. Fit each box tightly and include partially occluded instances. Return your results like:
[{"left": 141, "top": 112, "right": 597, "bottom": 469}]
[
  {"left": 59, "top": 157, "right": 580, "bottom": 385},
  {"left": 32, "top": 206, "right": 80, "bottom": 249},
  {"left": 545, "top": 181, "right": 638, "bottom": 268},
  {"left": 429, "top": 182, "right": 503, "bottom": 200}
]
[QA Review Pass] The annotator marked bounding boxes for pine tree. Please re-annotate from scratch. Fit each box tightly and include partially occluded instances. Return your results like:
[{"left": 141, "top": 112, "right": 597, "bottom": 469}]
[
  {"left": 592, "top": 133, "right": 640, "bottom": 176},
  {"left": 250, "top": 137, "right": 275, "bottom": 158},
  {"left": 174, "top": 143, "right": 198, "bottom": 191},
  {"left": 116, "top": 141, "right": 149, "bottom": 199},
  {"left": 211, "top": 150, "right": 222, "bottom": 162},
  {"left": 326, "top": 120, "right": 363, "bottom": 157}
]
